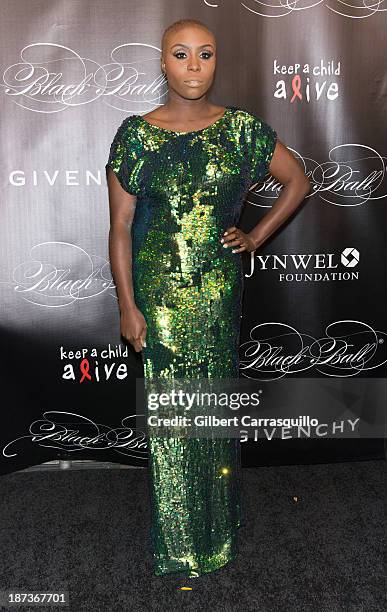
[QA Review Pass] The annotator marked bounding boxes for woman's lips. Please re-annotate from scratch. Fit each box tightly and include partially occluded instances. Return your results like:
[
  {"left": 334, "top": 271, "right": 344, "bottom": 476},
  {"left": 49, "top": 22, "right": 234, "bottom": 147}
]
[{"left": 184, "top": 80, "right": 203, "bottom": 87}]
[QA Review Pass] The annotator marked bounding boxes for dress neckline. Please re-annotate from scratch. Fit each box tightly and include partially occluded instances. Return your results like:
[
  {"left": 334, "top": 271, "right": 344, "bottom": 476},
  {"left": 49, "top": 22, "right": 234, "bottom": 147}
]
[{"left": 137, "top": 106, "right": 231, "bottom": 136}]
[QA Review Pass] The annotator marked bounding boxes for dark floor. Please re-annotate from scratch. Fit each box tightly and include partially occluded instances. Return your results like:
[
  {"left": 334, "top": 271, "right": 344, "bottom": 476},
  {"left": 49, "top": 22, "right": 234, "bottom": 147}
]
[{"left": 0, "top": 460, "right": 385, "bottom": 612}]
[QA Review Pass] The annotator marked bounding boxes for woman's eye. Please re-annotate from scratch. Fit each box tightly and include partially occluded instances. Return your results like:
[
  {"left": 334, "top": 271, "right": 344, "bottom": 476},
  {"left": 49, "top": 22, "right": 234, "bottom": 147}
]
[{"left": 173, "top": 51, "right": 213, "bottom": 60}]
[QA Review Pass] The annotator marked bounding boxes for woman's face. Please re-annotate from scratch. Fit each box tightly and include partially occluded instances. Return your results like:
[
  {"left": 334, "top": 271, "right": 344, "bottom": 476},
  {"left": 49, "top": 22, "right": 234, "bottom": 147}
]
[{"left": 162, "top": 26, "right": 217, "bottom": 100}]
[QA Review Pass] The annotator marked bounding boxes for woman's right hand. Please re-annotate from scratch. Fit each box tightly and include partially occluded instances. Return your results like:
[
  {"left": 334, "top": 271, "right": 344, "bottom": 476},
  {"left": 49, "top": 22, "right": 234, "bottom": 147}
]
[{"left": 120, "top": 305, "right": 147, "bottom": 353}]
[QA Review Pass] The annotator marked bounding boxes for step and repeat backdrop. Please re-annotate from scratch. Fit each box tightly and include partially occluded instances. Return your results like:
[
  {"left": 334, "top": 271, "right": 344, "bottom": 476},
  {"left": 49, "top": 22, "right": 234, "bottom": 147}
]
[{"left": 0, "top": 0, "right": 385, "bottom": 475}]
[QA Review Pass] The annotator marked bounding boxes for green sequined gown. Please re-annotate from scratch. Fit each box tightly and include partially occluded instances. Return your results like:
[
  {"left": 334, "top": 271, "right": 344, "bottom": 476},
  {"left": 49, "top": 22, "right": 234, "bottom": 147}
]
[{"left": 106, "top": 105, "right": 277, "bottom": 577}]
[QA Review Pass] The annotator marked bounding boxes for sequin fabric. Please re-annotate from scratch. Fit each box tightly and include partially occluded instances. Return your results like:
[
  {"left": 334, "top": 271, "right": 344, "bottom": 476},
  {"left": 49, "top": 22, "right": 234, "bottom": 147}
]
[{"left": 106, "top": 105, "right": 277, "bottom": 577}]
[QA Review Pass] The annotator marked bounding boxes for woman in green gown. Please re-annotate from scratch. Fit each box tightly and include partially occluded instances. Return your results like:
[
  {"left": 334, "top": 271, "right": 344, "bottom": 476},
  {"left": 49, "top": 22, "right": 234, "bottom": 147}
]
[{"left": 106, "top": 19, "right": 310, "bottom": 578}]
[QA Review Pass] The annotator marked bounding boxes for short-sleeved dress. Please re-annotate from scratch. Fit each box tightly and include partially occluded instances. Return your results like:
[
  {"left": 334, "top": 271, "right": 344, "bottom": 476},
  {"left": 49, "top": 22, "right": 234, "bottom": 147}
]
[{"left": 106, "top": 105, "right": 277, "bottom": 578}]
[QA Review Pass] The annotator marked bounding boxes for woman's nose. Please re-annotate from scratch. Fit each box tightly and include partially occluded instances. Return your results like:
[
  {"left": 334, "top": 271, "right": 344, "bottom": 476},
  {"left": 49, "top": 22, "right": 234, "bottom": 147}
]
[{"left": 187, "top": 60, "right": 200, "bottom": 71}]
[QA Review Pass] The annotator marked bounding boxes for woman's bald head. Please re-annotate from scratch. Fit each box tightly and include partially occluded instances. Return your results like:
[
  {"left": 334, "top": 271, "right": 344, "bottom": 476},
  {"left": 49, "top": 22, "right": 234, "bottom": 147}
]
[{"left": 161, "top": 19, "right": 216, "bottom": 55}]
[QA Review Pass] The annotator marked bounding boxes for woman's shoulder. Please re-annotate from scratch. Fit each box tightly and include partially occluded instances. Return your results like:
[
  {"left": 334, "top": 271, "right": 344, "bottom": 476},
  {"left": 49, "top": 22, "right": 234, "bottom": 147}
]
[
  {"left": 228, "top": 106, "right": 277, "bottom": 144},
  {"left": 112, "top": 114, "right": 141, "bottom": 133},
  {"left": 228, "top": 105, "right": 268, "bottom": 126},
  {"left": 109, "top": 114, "right": 144, "bottom": 149}
]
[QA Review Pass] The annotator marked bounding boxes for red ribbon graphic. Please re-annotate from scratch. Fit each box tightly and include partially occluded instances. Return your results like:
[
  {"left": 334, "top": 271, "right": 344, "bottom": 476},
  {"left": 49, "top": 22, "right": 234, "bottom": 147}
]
[{"left": 80, "top": 358, "right": 92, "bottom": 383}]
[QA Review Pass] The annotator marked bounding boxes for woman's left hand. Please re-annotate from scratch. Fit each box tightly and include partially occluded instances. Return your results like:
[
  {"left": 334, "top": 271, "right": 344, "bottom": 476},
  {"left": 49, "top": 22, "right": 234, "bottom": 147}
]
[{"left": 220, "top": 226, "right": 257, "bottom": 253}]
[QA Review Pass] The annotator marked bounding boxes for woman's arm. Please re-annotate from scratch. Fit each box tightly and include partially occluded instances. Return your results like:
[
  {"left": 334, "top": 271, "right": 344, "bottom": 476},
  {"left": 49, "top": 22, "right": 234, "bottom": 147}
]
[
  {"left": 106, "top": 168, "right": 147, "bottom": 352},
  {"left": 222, "top": 140, "right": 311, "bottom": 253}
]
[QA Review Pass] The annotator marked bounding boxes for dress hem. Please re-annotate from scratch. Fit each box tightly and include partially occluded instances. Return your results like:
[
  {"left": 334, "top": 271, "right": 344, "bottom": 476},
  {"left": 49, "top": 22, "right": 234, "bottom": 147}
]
[
  {"left": 154, "top": 551, "right": 238, "bottom": 578},
  {"left": 153, "top": 522, "right": 242, "bottom": 578}
]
